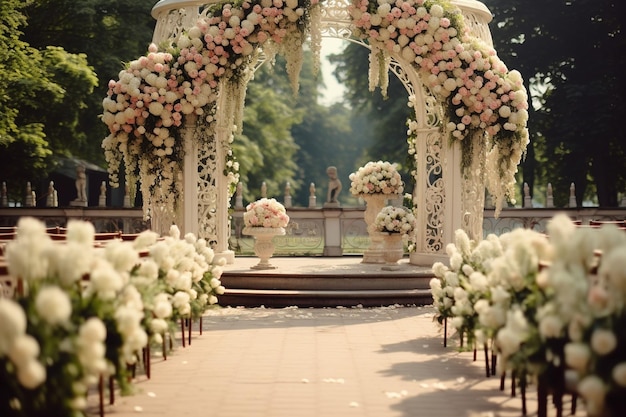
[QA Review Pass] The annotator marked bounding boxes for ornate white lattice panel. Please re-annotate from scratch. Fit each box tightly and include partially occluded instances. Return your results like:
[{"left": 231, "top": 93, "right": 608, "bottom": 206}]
[{"left": 196, "top": 133, "right": 219, "bottom": 245}]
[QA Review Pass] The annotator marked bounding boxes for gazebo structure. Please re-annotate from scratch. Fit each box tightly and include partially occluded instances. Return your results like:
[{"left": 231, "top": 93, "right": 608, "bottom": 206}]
[{"left": 102, "top": 0, "right": 528, "bottom": 265}]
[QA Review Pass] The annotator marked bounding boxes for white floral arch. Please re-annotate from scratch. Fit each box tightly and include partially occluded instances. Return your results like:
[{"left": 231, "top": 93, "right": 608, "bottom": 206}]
[{"left": 102, "top": 0, "right": 528, "bottom": 264}]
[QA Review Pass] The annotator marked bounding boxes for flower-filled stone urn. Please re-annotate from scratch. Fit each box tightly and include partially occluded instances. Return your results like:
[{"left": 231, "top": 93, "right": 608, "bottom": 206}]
[
  {"left": 373, "top": 205, "right": 416, "bottom": 269},
  {"left": 349, "top": 161, "right": 404, "bottom": 263},
  {"left": 242, "top": 198, "right": 289, "bottom": 269}
]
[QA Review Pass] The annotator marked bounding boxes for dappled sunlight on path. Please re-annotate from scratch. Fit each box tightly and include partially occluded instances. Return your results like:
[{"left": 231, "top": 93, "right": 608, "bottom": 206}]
[{"left": 92, "top": 305, "right": 568, "bottom": 417}]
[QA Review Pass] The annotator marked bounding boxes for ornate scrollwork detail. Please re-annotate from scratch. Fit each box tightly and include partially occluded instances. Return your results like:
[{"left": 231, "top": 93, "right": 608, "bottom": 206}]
[
  {"left": 423, "top": 131, "right": 445, "bottom": 253},
  {"left": 197, "top": 131, "right": 219, "bottom": 245}
]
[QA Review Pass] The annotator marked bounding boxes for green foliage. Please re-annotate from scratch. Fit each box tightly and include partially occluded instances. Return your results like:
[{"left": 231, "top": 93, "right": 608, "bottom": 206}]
[
  {"left": 483, "top": 0, "right": 626, "bottom": 206},
  {"left": 330, "top": 42, "right": 413, "bottom": 193}
]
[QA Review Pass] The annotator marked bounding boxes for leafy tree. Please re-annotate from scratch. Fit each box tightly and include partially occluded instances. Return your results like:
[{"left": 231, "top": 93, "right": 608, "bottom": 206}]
[
  {"left": 330, "top": 41, "right": 416, "bottom": 190},
  {"left": 0, "top": 0, "right": 96, "bottom": 202},
  {"left": 483, "top": 0, "right": 626, "bottom": 206},
  {"left": 21, "top": 0, "right": 157, "bottom": 163},
  {"left": 233, "top": 60, "right": 302, "bottom": 205}
]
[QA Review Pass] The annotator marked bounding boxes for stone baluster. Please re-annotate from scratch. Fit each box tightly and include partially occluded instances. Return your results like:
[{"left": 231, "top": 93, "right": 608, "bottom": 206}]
[
  {"left": 569, "top": 183, "right": 577, "bottom": 208},
  {"left": 98, "top": 181, "right": 107, "bottom": 207},
  {"left": 260, "top": 182, "right": 267, "bottom": 199},
  {"left": 284, "top": 182, "right": 292, "bottom": 208},
  {"left": 25, "top": 182, "right": 35, "bottom": 207},
  {"left": 1, "top": 182, "right": 7, "bottom": 207},
  {"left": 235, "top": 182, "right": 244, "bottom": 209},
  {"left": 523, "top": 182, "right": 532, "bottom": 208},
  {"left": 308, "top": 182, "right": 316, "bottom": 208},
  {"left": 123, "top": 184, "right": 132, "bottom": 208},
  {"left": 546, "top": 183, "right": 554, "bottom": 208}
]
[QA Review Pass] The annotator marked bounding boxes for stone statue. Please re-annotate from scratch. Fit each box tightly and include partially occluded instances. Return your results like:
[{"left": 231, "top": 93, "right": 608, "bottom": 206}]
[
  {"left": 308, "top": 183, "right": 316, "bottom": 208},
  {"left": 235, "top": 182, "right": 244, "bottom": 208},
  {"left": 46, "top": 181, "right": 56, "bottom": 207},
  {"left": 325, "top": 166, "right": 342, "bottom": 205},
  {"left": 70, "top": 164, "right": 88, "bottom": 207},
  {"left": 284, "top": 182, "right": 292, "bottom": 208}
]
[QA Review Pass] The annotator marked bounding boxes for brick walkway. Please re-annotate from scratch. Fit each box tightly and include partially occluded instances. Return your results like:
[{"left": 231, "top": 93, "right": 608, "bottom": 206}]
[{"left": 89, "top": 305, "right": 577, "bottom": 417}]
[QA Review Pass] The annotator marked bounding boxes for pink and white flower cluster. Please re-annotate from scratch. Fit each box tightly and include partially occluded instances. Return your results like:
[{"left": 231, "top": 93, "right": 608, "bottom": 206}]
[
  {"left": 350, "top": 0, "right": 528, "bottom": 143},
  {"left": 102, "top": 0, "right": 319, "bottom": 221},
  {"left": 374, "top": 205, "right": 416, "bottom": 237},
  {"left": 351, "top": 0, "right": 529, "bottom": 212},
  {"left": 349, "top": 160, "right": 404, "bottom": 195},
  {"left": 244, "top": 198, "right": 290, "bottom": 228}
]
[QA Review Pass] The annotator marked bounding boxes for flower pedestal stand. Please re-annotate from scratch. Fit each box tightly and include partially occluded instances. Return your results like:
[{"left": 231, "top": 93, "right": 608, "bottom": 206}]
[
  {"left": 242, "top": 227, "right": 285, "bottom": 270},
  {"left": 381, "top": 232, "right": 404, "bottom": 271},
  {"left": 361, "top": 194, "right": 389, "bottom": 264}
]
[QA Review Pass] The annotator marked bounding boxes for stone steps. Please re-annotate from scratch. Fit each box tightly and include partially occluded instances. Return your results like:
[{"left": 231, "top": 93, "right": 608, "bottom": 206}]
[{"left": 219, "top": 258, "right": 434, "bottom": 308}]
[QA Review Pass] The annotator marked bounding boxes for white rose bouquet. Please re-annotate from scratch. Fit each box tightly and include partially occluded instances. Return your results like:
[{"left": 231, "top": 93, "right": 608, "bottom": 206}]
[
  {"left": 349, "top": 161, "right": 404, "bottom": 195},
  {"left": 243, "top": 198, "right": 290, "bottom": 228},
  {"left": 373, "top": 206, "right": 415, "bottom": 237}
]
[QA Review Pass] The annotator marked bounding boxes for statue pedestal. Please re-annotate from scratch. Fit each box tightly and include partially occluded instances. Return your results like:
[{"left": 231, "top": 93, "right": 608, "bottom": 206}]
[
  {"left": 322, "top": 207, "right": 342, "bottom": 256},
  {"left": 70, "top": 200, "right": 88, "bottom": 207}
]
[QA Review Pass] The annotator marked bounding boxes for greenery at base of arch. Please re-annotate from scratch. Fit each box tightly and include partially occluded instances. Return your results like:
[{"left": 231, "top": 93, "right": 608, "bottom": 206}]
[{"left": 101, "top": 0, "right": 528, "bottom": 220}]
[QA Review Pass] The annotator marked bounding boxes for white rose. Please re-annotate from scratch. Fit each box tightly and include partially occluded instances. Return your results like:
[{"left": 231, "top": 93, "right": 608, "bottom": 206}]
[
  {"left": 17, "top": 359, "right": 46, "bottom": 389},
  {"left": 8, "top": 334, "right": 40, "bottom": 367},
  {"left": 35, "top": 286, "right": 72, "bottom": 325},
  {"left": 577, "top": 375, "right": 606, "bottom": 405},
  {"left": 0, "top": 298, "right": 27, "bottom": 354},
  {"left": 79, "top": 317, "right": 107, "bottom": 343},
  {"left": 564, "top": 343, "right": 591, "bottom": 372},
  {"left": 612, "top": 362, "right": 626, "bottom": 387},
  {"left": 591, "top": 328, "right": 617, "bottom": 355}
]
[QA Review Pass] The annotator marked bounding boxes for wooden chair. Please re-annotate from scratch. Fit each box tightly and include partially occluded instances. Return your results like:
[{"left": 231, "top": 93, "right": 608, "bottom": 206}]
[
  {"left": 120, "top": 233, "right": 141, "bottom": 241},
  {"left": 94, "top": 232, "right": 122, "bottom": 241},
  {"left": 589, "top": 219, "right": 625, "bottom": 227},
  {"left": 0, "top": 232, "right": 16, "bottom": 241}
]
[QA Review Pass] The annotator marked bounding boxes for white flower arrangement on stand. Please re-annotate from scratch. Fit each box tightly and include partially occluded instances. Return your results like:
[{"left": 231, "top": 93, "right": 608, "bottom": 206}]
[
  {"left": 373, "top": 205, "right": 416, "bottom": 239},
  {"left": 432, "top": 213, "right": 626, "bottom": 416},
  {"left": 349, "top": 161, "right": 404, "bottom": 196},
  {"left": 373, "top": 205, "right": 416, "bottom": 267},
  {"left": 243, "top": 198, "right": 290, "bottom": 229},
  {"left": 242, "top": 198, "right": 290, "bottom": 269},
  {"left": 543, "top": 215, "right": 626, "bottom": 417},
  {"left": 1, "top": 217, "right": 226, "bottom": 415}
]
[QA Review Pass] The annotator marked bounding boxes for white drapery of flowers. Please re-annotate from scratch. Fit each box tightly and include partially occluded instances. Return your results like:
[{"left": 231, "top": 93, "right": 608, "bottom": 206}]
[
  {"left": 102, "top": 0, "right": 322, "bottom": 226},
  {"left": 349, "top": 0, "right": 530, "bottom": 215}
]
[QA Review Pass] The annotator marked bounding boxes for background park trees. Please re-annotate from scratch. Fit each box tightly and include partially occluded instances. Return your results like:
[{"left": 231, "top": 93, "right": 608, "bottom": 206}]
[{"left": 1, "top": 0, "right": 624, "bottom": 208}]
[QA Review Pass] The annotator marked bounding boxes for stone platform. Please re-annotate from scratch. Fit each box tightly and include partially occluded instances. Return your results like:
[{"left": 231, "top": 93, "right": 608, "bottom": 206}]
[{"left": 219, "top": 256, "right": 435, "bottom": 308}]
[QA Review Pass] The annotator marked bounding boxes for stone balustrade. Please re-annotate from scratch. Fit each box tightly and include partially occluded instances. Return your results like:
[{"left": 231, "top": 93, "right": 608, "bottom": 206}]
[{"left": 3, "top": 205, "right": 624, "bottom": 258}]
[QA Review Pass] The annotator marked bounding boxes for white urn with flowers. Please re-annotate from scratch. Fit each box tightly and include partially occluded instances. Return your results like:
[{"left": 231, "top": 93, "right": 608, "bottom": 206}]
[
  {"left": 242, "top": 198, "right": 290, "bottom": 270},
  {"left": 373, "top": 205, "right": 416, "bottom": 269},
  {"left": 349, "top": 161, "right": 404, "bottom": 263}
]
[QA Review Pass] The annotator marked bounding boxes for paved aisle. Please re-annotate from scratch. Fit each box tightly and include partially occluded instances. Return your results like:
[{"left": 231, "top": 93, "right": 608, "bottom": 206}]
[{"left": 95, "top": 306, "right": 569, "bottom": 417}]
